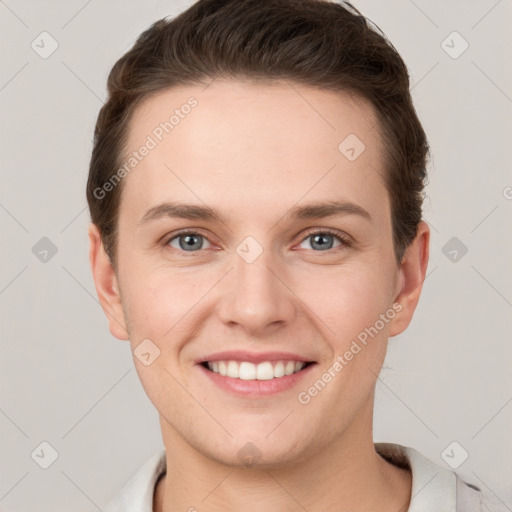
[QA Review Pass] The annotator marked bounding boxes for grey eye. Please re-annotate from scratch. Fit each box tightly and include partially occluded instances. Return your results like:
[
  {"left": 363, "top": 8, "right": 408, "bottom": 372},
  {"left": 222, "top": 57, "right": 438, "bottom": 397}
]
[
  {"left": 299, "top": 232, "right": 342, "bottom": 251},
  {"left": 168, "top": 233, "right": 211, "bottom": 252}
]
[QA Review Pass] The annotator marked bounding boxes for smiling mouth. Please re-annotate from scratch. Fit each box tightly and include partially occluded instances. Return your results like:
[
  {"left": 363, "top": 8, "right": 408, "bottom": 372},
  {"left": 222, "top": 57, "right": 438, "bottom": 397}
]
[{"left": 201, "top": 360, "right": 315, "bottom": 380}]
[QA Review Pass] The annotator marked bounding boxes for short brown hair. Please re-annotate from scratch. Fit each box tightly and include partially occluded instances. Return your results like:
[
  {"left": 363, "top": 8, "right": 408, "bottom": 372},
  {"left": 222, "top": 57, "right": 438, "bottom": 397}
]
[{"left": 87, "top": 0, "right": 429, "bottom": 269}]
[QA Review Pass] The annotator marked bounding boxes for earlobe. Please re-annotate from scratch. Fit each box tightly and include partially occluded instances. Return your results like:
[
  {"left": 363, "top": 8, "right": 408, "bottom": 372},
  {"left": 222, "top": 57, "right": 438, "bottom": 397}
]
[
  {"left": 88, "top": 223, "right": 130, "bottom": 341},
  {"left": 389, "top": 221, "right": 430, "bottom": 337}
]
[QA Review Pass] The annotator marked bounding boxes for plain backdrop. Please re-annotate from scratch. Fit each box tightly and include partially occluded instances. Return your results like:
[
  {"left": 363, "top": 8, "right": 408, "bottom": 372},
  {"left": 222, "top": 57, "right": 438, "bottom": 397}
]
[{"left": 1, "top": 1, "right": 511, "bottom": 510}]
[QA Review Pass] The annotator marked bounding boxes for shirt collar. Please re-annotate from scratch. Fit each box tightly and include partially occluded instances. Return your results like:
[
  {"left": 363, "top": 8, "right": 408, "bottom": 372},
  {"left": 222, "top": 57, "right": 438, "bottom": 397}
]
[
  {"left": 103, "top": 443, "right": 468, "bottom": 512},
  {"left": 375, "top": 442, "right": 457, "bottom": 511}
]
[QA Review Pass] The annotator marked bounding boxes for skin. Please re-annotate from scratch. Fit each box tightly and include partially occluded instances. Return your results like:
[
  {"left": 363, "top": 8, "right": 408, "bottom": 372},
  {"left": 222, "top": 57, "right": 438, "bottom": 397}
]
[{"left": 89, "top": 79, "right": 429, "bottom": 512}]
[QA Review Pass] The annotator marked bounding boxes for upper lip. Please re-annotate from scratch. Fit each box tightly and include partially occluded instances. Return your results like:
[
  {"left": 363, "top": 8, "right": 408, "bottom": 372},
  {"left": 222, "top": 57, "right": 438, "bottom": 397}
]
[{"left": 196, "top": 350, "right": 316, "bottom": 364}]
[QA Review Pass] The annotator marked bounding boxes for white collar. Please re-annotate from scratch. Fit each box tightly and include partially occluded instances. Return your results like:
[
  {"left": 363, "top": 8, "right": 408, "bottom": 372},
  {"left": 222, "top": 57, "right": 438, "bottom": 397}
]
[{"left": 102, "top": 442, "right": 483, "bottom": 511}]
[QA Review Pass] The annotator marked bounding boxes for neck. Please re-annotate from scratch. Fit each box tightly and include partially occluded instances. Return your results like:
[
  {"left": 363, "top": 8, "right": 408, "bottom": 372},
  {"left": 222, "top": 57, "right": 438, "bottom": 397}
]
[{"left": 154, "top": 401, "right": 411, "bottom": 512}]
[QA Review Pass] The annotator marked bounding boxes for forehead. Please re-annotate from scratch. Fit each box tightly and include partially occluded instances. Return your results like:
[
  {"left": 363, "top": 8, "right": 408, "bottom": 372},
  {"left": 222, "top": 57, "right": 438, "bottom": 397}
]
[{"left": 119, "top": 79, "right": 388, "bottom": 225}]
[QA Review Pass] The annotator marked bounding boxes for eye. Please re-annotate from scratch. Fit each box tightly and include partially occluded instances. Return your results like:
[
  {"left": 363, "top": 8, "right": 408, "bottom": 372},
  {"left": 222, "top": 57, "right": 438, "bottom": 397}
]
[
  {"left": 166, "top": 231, "right": 212, "bottom": 252},
  {"left": 298, "top": 229, "right": 350, "bottom": 252},
  {"left": 162, "top": 228, "right": 351, "bottom": 254}
]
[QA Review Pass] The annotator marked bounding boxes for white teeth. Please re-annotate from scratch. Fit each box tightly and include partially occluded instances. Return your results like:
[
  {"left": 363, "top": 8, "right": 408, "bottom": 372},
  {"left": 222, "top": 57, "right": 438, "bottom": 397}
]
[
  {"left": 274, "top": 361, "right": 285, "bottom": 378},
  {"left": 226, "top": 361, "right": 239, "bottom": 378},
  {"left": 256, "top": 361, "right": 274, "bottom": 380},
  {"left": 285, "top": 361, "right": 295, "bottom": 376},
  {"left": 239, "top": 361, "right": 256, "bottom": 380},
  {"left": 206, "top": 360, "right": 307, "bottom": 380}
]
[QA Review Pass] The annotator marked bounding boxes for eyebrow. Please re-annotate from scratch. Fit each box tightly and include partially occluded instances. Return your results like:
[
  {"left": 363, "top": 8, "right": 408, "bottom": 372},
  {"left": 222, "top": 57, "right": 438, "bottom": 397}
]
[{"left": 138, "top": 199, "right": 372, "bottom": 226}]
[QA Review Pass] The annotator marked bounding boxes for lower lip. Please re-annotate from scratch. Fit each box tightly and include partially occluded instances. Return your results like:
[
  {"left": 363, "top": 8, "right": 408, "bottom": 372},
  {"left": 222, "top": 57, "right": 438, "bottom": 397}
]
[{"left": 197, "top": 363, "right": 316, "bottom": 397}]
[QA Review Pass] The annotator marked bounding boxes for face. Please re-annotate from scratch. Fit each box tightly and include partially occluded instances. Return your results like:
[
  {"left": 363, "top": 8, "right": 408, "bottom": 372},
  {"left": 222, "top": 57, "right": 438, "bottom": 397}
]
[{"left": 90, "top": 79, "right": 429, "bottom": 468}]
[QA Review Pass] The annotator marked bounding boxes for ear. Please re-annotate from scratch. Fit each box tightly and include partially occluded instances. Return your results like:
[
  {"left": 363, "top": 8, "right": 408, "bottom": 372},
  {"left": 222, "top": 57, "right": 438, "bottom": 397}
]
[
  {"left": 88, "top": 223, "right": 129, "bottom": 340},
  {"left": 389, "top": 220, "right": 430, "bottom": 337}
]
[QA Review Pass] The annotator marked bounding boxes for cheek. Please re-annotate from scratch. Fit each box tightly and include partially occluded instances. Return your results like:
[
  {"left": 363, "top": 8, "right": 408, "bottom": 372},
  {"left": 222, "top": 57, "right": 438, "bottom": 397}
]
[
  {"left": 121, "top": 266, "right": 214, "bottom": 344},
  {"left": 294, "top": 260, "right": 395, "bottom": 342}
]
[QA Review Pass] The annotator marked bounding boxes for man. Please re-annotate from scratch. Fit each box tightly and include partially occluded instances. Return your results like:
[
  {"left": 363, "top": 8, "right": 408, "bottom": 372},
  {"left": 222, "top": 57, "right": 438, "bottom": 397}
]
[{"left": 87, "top": 1, "right": 493, "bottom": 510}]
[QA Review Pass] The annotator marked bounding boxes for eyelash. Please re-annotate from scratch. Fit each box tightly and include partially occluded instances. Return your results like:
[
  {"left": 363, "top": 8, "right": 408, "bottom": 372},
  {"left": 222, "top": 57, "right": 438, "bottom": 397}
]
[{"left": 161, "top": 228, "right": 352, "bottom": 255}]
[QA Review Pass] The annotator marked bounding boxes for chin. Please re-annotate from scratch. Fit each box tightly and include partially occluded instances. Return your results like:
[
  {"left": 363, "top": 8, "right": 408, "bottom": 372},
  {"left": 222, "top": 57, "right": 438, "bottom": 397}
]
[{"left": 201, "top": 429, "right": 315, "bottom": 470}]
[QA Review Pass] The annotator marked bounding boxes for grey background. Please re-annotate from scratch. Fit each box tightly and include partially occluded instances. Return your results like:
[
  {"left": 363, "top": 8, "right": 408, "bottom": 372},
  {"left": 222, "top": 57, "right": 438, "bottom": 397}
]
[{"left": 1, "top": 1, "right": 511, "bottom": 510}]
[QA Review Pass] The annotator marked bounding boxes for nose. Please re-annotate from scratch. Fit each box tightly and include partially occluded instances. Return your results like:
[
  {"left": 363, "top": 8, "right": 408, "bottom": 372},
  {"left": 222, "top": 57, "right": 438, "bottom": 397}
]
[{"left": 216, "top": 243, "right": 297, "bottom": 335}]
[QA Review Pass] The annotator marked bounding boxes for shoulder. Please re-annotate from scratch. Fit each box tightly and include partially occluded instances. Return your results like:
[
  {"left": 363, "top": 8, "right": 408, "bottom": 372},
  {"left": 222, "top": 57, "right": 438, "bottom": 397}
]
[
  {"left": 456, "top": 475, "right": 485, "bottom": 512},
  {"left": 375, "top": 442, "right": 505, "bottom": 512},
  {"left": 456, "top": 476, "right": 510, "bottom": 512},
  {"left": 101, "top": 450, "right": 167, "bottom": 512}
]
